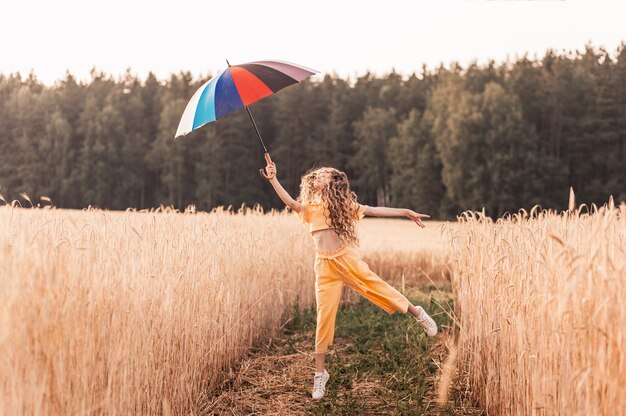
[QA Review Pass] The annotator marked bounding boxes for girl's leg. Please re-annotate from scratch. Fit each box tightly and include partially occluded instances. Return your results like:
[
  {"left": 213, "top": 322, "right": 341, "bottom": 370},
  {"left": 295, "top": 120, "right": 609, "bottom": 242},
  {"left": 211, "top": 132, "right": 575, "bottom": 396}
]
[
  {"left": 338, "top": 252, "right": 411, "bottom": 315},
  {"left": 406, "top": 303, "right": 421, "bottom": 318},
  {"left": 315, "top": 352, "right": 326, "bottom": 373},
  {"left": 314, "top": 259, "right": 344, "bottom": 369},
  {"left": 339, "top": 252, "right": 438, "bottom": 336}
]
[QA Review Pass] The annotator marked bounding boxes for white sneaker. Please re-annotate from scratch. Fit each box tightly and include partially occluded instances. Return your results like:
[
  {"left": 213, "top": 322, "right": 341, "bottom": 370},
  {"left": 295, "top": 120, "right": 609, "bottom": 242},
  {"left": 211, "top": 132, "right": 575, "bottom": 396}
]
[
  {"left": 414, "top": 305, "right": 437, "bottom": 336},
  {"left": 312, "top": 369, "right": 330, "bottom": 400}
]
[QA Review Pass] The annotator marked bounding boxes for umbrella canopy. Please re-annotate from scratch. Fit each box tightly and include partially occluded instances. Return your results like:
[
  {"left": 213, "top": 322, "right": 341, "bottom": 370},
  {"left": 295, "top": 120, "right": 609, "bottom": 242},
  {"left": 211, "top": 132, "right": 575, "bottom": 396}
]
[{"left": 175, "top": 59, "right": 318, "bottom": 139}]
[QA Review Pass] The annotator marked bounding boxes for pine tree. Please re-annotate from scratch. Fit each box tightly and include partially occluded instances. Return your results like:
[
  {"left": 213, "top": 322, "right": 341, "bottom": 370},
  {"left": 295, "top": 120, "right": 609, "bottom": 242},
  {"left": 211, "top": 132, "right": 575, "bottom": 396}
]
[
  {"left": 388, "top": 108, "right": 445, "bottom": 217},
  {"left": 351, "top": 106, "right": 397, "bottom": 206}
]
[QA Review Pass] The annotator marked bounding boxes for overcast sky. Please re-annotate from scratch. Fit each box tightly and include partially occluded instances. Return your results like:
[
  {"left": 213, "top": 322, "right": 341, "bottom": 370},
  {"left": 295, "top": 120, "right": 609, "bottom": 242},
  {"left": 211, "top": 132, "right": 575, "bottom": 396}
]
[{"left": 1, "top": 0, "right": 624, "bottom": 86}]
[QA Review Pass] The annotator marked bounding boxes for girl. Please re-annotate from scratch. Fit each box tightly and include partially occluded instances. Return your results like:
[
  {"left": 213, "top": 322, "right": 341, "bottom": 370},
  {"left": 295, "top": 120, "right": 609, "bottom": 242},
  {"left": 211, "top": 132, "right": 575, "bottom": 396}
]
[{"left": 265, "top": 161, "right": 437, "bottom": 401}]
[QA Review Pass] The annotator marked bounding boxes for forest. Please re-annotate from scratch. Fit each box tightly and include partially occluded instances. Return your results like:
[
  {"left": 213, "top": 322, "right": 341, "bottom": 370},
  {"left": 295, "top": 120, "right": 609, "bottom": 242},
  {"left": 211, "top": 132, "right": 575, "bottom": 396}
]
[{"left": 1, "top": 43, "right": 624, "bottom": 219}]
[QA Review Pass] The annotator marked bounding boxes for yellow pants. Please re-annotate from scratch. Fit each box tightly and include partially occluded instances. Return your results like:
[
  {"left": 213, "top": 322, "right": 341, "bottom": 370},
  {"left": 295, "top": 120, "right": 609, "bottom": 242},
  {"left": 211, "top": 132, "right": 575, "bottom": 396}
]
[{"left": 314, "top": 244, "right": 411, "bottom": 354}]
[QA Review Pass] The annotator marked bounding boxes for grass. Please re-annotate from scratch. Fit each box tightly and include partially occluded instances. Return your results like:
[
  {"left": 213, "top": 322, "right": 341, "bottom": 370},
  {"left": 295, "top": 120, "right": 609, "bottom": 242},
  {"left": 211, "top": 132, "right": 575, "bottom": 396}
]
[
  {"left": 203, "top": 287, "right": 482, "bottom": 415},
  {"left": 300, "top": 293, "right": 451, "bottom": 415}
]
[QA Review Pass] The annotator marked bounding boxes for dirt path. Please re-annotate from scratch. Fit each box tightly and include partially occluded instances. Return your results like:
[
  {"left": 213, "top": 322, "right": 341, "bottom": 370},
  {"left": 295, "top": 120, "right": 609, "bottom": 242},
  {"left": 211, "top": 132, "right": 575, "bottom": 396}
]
[{"left": 199, "top": 292, "right": 482, "bottom": 415}]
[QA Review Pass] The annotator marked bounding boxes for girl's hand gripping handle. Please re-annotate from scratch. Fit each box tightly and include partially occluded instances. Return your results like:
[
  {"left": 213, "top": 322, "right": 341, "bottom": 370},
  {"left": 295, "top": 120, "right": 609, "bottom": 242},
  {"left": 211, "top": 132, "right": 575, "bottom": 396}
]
[{"left": 259, "top": 152, "right": 276, "bottom": 181}]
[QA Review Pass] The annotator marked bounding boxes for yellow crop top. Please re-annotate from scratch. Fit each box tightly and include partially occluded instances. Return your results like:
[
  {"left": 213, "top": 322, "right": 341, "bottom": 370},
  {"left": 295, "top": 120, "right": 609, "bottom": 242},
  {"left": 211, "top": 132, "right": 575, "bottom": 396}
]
[{"left": 293, "top": 201, "right": 369, "bottom": 234}]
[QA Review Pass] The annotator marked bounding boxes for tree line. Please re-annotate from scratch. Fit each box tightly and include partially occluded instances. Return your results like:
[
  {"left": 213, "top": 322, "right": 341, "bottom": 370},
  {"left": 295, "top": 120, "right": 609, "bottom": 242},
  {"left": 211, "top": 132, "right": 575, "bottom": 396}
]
[{"left": 1, "top": 43, "right": 624, "bottom": 219}]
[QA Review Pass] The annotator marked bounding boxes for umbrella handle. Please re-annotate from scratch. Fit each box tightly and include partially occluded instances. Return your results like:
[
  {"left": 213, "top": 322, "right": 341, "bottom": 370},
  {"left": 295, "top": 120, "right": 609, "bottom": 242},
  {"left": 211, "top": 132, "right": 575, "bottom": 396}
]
[{"left": 259, "top": 151, "right": 276, "bottom": 181}]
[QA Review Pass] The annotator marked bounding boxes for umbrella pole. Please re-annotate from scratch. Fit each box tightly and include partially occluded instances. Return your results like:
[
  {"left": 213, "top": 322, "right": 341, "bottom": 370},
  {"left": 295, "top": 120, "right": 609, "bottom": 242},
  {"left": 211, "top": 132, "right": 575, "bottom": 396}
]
[
  {"left": 245, "top": 105, "right": 275, "bottom": 180},
  {"left": 245, "top": 105, "right": 268, "bottom": 153}
]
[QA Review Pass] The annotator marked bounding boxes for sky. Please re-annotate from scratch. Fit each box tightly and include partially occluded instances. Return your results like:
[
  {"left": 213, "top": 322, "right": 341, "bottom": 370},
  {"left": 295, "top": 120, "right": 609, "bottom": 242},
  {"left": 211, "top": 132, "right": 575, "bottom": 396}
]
[{"left": 1, "top": 0, "right": 625, "bottom": 86}]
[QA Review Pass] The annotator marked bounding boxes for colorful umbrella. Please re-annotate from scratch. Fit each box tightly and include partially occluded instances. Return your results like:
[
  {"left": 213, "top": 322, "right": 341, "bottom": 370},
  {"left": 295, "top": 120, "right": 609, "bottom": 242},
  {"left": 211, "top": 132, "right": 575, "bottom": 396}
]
[{"left": 174, "top": 59, "right": 319, "bottom": 179}]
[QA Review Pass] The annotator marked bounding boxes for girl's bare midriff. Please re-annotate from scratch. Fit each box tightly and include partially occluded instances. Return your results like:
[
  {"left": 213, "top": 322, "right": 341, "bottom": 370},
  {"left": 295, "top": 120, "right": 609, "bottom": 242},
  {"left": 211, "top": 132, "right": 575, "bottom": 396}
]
[{"left": 311, "top": 228, "right": 347, "bottom": 254}]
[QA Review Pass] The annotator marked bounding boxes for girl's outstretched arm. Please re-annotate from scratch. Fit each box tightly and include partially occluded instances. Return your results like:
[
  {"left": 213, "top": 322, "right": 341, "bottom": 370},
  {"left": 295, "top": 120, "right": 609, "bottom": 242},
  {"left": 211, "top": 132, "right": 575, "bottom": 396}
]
[
  {"left": 266, "top": 161, "right": 303, "bottom": 212},
  {"left": 363, "top": 206, "right": 430, "bottom": 228}
]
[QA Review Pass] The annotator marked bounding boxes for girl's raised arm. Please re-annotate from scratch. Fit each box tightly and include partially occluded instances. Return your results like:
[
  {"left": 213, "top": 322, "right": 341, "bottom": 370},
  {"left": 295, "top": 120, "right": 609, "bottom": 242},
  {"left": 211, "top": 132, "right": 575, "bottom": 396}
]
[{"left": 266, "top": 161, "right": 303, "bottom": 212}]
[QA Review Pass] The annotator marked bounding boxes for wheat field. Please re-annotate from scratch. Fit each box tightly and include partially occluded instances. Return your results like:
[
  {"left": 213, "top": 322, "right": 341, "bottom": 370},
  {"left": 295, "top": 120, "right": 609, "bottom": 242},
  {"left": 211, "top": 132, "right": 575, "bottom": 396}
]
[
  {"left": 447, "top": 202, "right": 626, "bottom": 415},
  {"left": 7, "top": 197, "right": 622, "bottom": 415},
  {"left": 1, "top": 205, "right": 320, "bottom": 414},
  {"left": 0, "top": 205, "right": 444, "bottom": 415}
]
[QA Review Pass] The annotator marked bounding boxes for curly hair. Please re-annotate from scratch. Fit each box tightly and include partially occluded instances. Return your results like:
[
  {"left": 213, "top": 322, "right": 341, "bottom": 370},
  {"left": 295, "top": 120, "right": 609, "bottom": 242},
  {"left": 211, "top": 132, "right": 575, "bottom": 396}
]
[{"left": 295, "top": 166, "right": 364, "bottom": 247}]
